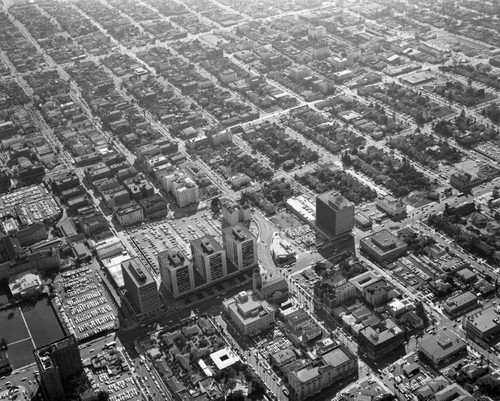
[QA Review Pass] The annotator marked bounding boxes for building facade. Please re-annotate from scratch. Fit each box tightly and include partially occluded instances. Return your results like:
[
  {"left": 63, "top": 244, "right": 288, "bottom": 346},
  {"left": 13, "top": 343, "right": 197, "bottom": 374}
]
[
  {"left": 122, "top": 257, "right": 161, "bottom": 317},
  {"left": 172, "top": 177, "right": 199, "bottom": 208},
  {"left": 222, "top": 291, "right": 275, "bottom": 336},
  {"left": 114, "top": 201, "right": 144, "bottom": 226},
  {"left": 418, "top": 330, "right": 467, "bottom": 367},
  {"left": 315, "top": 191, "right": 354, "bottom": 238},
  {"left": 359, "top": 229, "right": 408, "bottom": 263},
  {"left": 222, "top": 224, "right": 257, "bottom": 271},
  {"left": 191, "top": 236, "right": 227, "bottom": 284},
  {"left": 288, "top": 345, "right": 357, "bottom": 400},
  {"left": 358, "top": 319, "right": 405, "bottom": 362},
  {"left": 158, "top": 249, "right": 195, "bottom": 299},
  {"left": 35, "top": 335, "right": 82, "bottom": 401}
]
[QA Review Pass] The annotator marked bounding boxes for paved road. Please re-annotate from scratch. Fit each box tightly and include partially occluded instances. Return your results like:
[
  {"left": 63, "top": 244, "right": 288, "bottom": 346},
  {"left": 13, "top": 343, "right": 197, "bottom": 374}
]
[{"left": 213, "top": 314, "right": 287, "bottom": 401}]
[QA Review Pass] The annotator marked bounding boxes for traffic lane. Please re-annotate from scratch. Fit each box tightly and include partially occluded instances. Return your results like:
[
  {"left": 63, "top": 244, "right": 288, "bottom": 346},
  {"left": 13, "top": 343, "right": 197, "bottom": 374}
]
[
  {"left": 247, "top": 351, "right": 285, "bottom": 400},
  {"left": 415, "top": 220, "right": 495, "bottom": 277},
  {"left": 214, "top": 315, "right": 285, "bottom": 400},
  {"left": 136, "top": 359, "right": 171, "bottom": 401},
  {"left": 118, "top": 277, "right": 252, "bottom": 345}
]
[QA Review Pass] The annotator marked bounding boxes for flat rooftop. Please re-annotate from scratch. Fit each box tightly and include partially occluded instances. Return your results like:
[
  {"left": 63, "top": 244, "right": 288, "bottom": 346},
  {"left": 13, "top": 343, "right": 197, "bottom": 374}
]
[
  {"left": 317, "top": 190, "right": 353, "bottom": 210},
  {"left": 466, "top": 304, "right": 500, "bottom": 334},
  {"left": 419, "top": 330, "right": 466, "bottom": 360}
]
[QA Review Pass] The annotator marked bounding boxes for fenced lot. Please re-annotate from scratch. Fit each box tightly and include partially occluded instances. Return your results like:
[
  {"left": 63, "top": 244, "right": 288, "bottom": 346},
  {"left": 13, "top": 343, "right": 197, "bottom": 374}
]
[{"left": 1, "top": 297, "right": 65, "bottom": 369}]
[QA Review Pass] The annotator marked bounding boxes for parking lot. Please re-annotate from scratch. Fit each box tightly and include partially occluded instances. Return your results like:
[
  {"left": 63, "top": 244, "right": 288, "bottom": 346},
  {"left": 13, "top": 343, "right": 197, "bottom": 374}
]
[
  {"left": 79, "top": 339, "right": 144, "bottom": 399},
  {"left": 388, "top": 255, "right": 433, "bottom": 291},
  {"left": 124, "top": 211, "right": 224, "bottom": 279},
  {"left": 385, "top": 353, "right": 437, "bottom": 399},
  {"left": 253, "top": 328, "right": 293, "bottom": 360},
  {"left": 84, "top": 363, "right": 139, "bottom": 400},
  {"left": 54, "top": 266, "right": 118, "bottom": 341},
  {"left": 332, "top": 377, "right": 389, "bottom": 401}
]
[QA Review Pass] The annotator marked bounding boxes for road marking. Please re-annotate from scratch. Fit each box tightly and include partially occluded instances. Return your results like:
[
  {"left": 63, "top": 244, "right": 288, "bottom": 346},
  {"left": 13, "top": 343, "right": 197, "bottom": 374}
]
[
  {"left": 8, "top": 337, "right": 32, "bottom": 346},
  {"left": 19, "top": 307, "right": 36, "bottom": 348}
]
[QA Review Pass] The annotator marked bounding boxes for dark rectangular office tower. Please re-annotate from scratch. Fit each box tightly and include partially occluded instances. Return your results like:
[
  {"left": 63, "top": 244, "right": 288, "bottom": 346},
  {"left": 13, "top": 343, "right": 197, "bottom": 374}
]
[
  {"left": 316, "top": 191, "right": 354, "bottom": 238},
  {"left": 34, "top": 335, "right": 83, "bottom": 401}
]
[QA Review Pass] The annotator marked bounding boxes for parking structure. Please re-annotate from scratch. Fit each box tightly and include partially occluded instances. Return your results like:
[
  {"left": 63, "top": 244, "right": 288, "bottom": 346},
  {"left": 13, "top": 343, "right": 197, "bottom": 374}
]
[{"left": 54, "top": 266, "right": 118, "bottom": 341}]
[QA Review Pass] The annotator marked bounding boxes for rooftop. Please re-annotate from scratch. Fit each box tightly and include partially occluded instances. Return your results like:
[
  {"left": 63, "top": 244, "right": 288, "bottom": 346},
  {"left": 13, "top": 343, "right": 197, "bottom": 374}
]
[
  {"left": 317, "top": 190, "right": 353, "bottom": 211},
  {"left": 466, "top": 304, "right": 500, "bottom": 334},
  {"left": 419, "top": 329, "right": 467, "bottom": 361},
  {"left": 222, "top": 223, "right": 254, "bottom": 242},
  {"left": 223, "top": 290, "right": 273, "bottom": 324},
  {"left": 209, "top": 347, "right": 240, "bottom": 370},
  {"left": 122, "top": 257, "right": 155, "bottom": 287},
  {"left": 321, "top": 347, "right": 350, "bottom": 367},
  {"left": 444, "top": 291, "right": 477, "bottom": 310},
  {"left": 360, "top": 229, "right": 407, "bottom": 254},
  {"left": 295, "top": 365, "right": 319, "bottom": 383},
  {"left": 191, "top": 235, "right": 223, "bottom": 256},
  {"left": 360, "top": 319, "right": 403, "bottom": 345}
]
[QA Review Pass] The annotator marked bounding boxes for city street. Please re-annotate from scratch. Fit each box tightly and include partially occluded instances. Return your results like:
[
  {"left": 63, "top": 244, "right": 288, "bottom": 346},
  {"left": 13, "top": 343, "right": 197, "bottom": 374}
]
[
  {"left": 3, "top": 1, "right": 500, "bottom": 401},
  {"left": 213, "top": 314, "right": 287, "bottom": 401}
]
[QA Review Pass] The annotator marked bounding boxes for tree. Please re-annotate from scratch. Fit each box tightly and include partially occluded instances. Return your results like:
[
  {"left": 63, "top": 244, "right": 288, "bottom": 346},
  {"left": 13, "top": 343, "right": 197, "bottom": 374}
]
[
  {"left": 250, "top": 378, "right": 266, "bottom": 396},
  {"left": 97, "top": 390, "right": 110, "bottom": 401},
  {"left": 414, "top": 302, "right": 429, "bottom": 326},
  {"left": 415, "top": 112, "right": 425, "bottom": 126},
  {"left": 211, "top": 197, "right": 221, "bottom": 215},
  {"left": 227, "top": 378, "right": 237, "bottom": 391},
  {"left": 227, "top": 390, "right": 245, "bottom": 401}
]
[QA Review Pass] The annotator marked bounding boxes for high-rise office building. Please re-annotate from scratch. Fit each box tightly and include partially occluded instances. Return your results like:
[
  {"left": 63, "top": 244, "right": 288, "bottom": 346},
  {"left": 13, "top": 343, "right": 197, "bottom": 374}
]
[
  {"left": 191, "top": 236, "right": 227, "bottom": 284},
  {"left": 34, "top": 335, "right": 82, "bottom": 401},
  {"left": 121, "top": 257, "right": 160, "bottom": 316},
  {"left": 221, "top": 198, "right": 251, "bottom": 226},
  {"left": 158, "top": 249, "right": 195, "bottom": 298},
  {"left": 222, "top": 224, "right": 257, "bottom": 271},
  {"left": 316, "top": 191, "right": 354, "bottom": 238}
]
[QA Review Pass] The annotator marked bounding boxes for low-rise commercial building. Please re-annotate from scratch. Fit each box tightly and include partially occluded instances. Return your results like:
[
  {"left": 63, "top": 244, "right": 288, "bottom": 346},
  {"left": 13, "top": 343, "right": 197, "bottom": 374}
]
[
  {"left": 222, "top": 290, "right": 275, "bottom": 336},
  {"left": 252, "top": 269, "right": 289, "bottom": 304},
  {"left": 359, "top": 229, "right": 408, "bottom": 263},
  {"left": 287, "top": 344, "right": 357, "bottom": 401},
  {"left": 450, "top": 172, "right": 472, "bottom": 193},
  {"left": 350, "top": 271, "right": 390, "bottom": 307},
  {"left": 270, "top": 348, "right": 296, "bottom": 371},
  {"left": 314, "top": 280, "right": 356, "bottom": 313},
  {"left": 443, "top": 291, "right": 478, "bottom": 318},
  {"left": 114, "top": 201, "right": 144, "bottom": 227},
  {"left": 375, "top": 195, "right": 407, "bottom": 219},
  {"left": 418, "top": 330, "right": 467, "bottom": 367},
  {"left": 358, "top": 319, "right": 405, "bottom": 362},
  {"left": 8, "top": 270, "right": 43, "bottom": 299},
  {"left": 464, "top": 304, "right": 500, "bottom": 344},
  {"left": 138, "top": 194, "right": 168, "bottom": 219}
]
